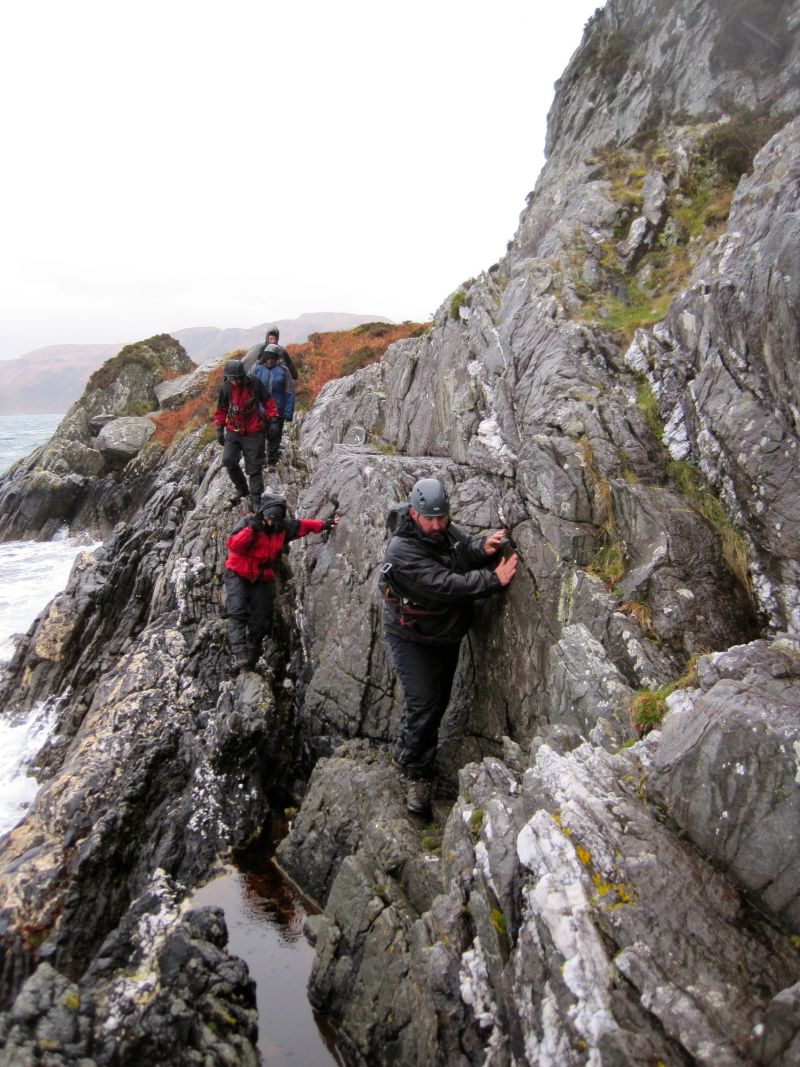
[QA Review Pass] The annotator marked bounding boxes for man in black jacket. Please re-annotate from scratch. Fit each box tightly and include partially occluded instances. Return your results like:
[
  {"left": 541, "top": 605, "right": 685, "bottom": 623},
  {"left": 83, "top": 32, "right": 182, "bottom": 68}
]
[{"left": 379, "top": 477, "right": 517, "bottom": 814}]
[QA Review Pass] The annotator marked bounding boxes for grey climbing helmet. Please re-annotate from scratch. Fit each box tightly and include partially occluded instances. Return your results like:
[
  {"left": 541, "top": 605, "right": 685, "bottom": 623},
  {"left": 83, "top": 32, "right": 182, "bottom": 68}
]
[
  {"left": 224, "top": 359, "right": 246, "bottom": 381},
  {"left": 262, "top": 344, "right": 282, "bottom": 361},
  {"left": 410, "top": 478, "right": 450, "bottom": 516}
]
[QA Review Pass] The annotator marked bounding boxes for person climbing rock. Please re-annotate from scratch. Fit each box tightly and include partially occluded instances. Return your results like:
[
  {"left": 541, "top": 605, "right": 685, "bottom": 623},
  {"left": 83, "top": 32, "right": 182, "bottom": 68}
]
[
  {"left": 214, "top": 359, "right": 271, "bottom": 509},
  {"left": 379, "top": 477, "right": 517, "bottom": 815},
  {"left": 224, "top": 492, "right": 339, "bottom": 672},
  {"left": 264, "top": 327, "right": 299, "bottom": 381},
  {"left": 254, "top": 345, "right": 294, "bottom": 468}
]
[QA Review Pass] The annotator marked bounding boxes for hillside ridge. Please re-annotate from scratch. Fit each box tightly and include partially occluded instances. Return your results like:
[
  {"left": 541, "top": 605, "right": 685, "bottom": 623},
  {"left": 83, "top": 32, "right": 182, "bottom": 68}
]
[{"left": 0, "top": 311, "right": 391, "bottom": 415}]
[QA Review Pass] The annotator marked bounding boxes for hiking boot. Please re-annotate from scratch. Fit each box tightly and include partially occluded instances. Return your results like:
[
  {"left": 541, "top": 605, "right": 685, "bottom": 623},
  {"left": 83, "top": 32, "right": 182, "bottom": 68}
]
[
  {"left": 229, "top": 492, "right": 246, "bottom": 507},
  {"left": 406, "top": 779, "right": 432, "bottom": 816}
]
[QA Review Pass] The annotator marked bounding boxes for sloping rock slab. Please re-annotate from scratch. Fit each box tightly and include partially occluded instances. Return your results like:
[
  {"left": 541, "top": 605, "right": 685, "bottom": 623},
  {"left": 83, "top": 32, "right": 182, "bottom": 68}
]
[{"left": 647, "top": 634, "right": 800, "bottom": 932}]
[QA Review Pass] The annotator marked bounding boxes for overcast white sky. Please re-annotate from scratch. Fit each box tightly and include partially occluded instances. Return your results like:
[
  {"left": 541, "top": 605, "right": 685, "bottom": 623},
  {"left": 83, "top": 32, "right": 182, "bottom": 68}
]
[{"left": 0, "top": 0, "right": 603, "bottom": 360}]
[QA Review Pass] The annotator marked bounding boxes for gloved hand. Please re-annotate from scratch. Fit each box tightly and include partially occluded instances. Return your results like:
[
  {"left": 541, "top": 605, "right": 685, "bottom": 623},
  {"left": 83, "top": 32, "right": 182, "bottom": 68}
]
[
  {"left": 246, "top": 514, "right": 264, "bottom": 533},
  {"left": 215, "top": 426, "right": 225, "bottom": 446},
  {"left": 323, "top": 514, "right": 340, "bottom": 533}
]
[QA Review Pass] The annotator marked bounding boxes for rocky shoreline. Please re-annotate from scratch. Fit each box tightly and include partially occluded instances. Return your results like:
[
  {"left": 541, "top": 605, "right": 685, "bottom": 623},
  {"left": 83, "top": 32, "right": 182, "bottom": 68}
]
[{"left": 1, "top": 1, "right": 799, "bottom": 1063}]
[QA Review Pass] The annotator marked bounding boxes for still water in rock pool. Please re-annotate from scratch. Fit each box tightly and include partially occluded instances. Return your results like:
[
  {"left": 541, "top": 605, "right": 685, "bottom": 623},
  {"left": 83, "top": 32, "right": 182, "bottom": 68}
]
[{"left": 191, "top": 843, "right": 344, "bottom": 1066}]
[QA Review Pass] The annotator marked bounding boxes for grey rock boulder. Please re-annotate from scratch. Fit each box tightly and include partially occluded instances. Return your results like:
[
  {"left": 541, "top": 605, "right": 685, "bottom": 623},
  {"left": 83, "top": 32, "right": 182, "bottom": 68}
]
[
  {"left": 648, "top": 635, "right": 800, "bottom": 932},
  {"left": 631, "top": 117, "right": 800, "bottom": 631},
  {"left": 95, "top": 415, "right": 156, "bottom": 464}
]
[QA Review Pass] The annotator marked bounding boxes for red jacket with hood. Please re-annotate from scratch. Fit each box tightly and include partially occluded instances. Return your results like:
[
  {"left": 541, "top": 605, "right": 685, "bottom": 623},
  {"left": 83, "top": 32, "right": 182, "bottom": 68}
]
[{"left": 225, "top": 518, "right": 325, "bottom": 583}]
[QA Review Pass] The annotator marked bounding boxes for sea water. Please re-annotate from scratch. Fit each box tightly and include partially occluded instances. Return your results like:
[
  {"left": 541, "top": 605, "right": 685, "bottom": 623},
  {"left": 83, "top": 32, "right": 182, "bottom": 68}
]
[{"left": 0, "top": 413, "right": 63, "bottom": 474}]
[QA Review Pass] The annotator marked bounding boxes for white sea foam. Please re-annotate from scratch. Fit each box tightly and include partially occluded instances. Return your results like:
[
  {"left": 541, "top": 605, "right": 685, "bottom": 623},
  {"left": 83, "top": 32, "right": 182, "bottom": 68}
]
[
  {"left": 0, "top": 413, "right": 96, "bottom": 836},
  {"left": 0, "top": 539, "right": 94, "bottom": 664},
  {"left": 0, "top": 702, "right": 57, "bottom": 836},
  {"left": 0, "top": 539, "right": 97, "bottom": 836}
]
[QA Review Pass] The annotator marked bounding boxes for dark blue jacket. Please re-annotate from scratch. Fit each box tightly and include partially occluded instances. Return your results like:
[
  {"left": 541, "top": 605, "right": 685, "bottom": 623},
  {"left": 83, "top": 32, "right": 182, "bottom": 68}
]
[{"left": 254, "top": 361, "right": 295, "bottom": 420}]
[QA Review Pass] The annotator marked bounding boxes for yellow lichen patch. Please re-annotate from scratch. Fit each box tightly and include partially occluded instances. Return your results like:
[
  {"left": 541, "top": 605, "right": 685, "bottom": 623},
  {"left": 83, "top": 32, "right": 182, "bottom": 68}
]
[
  {"left": 576, "top": 845, "right": 592, "bottom": 867},
  {"left": 592, "top": 872, "right": 636, "bottom": 908},
  {"left": 551, "top": 809, "right": 573, "bottom": 837}
]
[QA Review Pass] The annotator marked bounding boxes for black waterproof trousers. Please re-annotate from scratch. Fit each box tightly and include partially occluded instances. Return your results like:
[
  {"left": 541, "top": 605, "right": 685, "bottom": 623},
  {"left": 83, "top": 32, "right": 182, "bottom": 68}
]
[
  {"left": 266, "top": 416, "right": 284, "bottom": 464},
  {"left": 387, "top": 633, "right": 461, "bottom": 780},
  {"left": 223, "top": 431, "right": 265, "bottom": 499},
  {"left": 225, "top": 571, "right": 274, "bottom": 663}
]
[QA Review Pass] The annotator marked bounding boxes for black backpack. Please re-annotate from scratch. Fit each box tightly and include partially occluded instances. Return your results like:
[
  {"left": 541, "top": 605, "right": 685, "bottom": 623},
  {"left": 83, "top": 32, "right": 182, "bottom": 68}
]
[{"left": 386, "top": 502, "right": 410, "bottom": 535}]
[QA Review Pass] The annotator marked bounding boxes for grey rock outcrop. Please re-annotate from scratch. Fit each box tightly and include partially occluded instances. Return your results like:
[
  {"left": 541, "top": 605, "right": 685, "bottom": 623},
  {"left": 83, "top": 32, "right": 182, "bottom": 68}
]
[
  {"left": 0, "top": 334, "right": 194, "bottom": 541},
  {"left": 280, "top": 739, "right": 800, "bottom": 1065},
  {"left": 1, "top": 0, "right": 799, "bottom": 1063},
  {"left": 628, "top": 116, "right": 800, "bottom": 631},
  {"left": 648, "top": 635, "right": 800, "bottom": 932}
]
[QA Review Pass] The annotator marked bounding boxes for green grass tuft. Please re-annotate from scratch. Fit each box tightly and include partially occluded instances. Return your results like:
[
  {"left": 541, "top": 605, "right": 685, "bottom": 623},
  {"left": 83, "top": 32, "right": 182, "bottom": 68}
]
[
  {"left": 636, "top": 379, "right": 664, "bottom": 442},
  {"left": 667, "top": 459, "right": 752, "bottom": 598},
  {"left": 450, "top": 290, "right": 467, "bottom": 320}
]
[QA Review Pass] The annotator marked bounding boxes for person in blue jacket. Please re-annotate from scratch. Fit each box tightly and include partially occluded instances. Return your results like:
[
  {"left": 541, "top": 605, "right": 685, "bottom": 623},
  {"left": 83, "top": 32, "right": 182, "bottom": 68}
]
[{"left": 254, "top": 344, "right": 295, "bottom": 466}]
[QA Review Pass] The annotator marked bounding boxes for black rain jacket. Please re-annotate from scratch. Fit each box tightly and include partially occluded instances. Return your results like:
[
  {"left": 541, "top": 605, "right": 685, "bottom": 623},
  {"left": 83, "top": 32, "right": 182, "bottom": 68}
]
[{"left": 379, "top": 510, "right": 502, "bottom": 645}]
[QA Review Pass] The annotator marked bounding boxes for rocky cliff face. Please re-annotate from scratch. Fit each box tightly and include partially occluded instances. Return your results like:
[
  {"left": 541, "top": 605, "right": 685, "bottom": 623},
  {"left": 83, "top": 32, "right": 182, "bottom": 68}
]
[
  {"left": 0, "top": 335, "right": 196, "bottom": 541},
  {"left": 1, "top": 0, "right": 799, "bottom": 1064}
]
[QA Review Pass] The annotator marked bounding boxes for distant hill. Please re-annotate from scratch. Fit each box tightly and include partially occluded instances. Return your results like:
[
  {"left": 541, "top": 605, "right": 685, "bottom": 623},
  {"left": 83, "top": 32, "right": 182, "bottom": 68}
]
[{"left": 0, "top": 312, "right": 391, "bottom": 415}]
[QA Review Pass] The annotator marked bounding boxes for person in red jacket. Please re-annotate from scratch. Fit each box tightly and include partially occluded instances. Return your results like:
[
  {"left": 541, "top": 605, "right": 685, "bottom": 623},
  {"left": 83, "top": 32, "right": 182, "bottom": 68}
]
[
  {"left": 214, "top": 359, "right": 272, "bottom": 509},
  {"left": 224, "top": 492, "right": 339, "bottom": 672}
]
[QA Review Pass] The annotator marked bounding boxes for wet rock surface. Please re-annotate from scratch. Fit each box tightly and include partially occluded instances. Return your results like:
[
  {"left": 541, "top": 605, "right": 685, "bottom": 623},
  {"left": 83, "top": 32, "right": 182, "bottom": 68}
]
[
  {"left": 0, "top": 876, "right": 259, "bottom": 1067},
  {"left": 1, "top": 0, "right": 800, "bottom": 1063}
]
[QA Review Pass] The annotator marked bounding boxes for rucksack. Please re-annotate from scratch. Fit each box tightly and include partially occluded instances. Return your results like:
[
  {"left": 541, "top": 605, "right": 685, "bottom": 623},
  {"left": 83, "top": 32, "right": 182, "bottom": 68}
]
[{"left": 386, "top": 502, "right": 410, "bottom": 535}]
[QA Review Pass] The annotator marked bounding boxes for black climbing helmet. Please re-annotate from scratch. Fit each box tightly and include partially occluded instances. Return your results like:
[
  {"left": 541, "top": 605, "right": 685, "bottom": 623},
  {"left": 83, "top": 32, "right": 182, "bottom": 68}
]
[
  {"left": 258, "top": 493, "right": 287, "bottom": 524},
  {"left": 410, "top": 478, "right": 450, "bottom": 517},
  {"left": 224, "top": 359, "right": 246, "bottom": 381}
]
